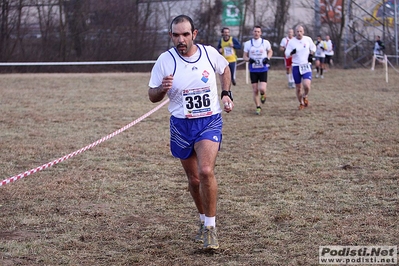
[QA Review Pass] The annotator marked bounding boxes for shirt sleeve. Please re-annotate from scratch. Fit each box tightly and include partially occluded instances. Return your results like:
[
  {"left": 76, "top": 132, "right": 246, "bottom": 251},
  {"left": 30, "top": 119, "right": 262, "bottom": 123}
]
[
  {"left": 243, "top": 41, "right": 250, "bottom": 53},
  {"left": 284, "top": 42, "right": 292, "bottom": 57},
  {"left": 309, "top": 38, "right": 317, "bottom": 53},
  {"left": 280, "top": 38, "right": 286, "bottom": 48},
  {"left": 217, "top": 39, "right": 222, "bottom": 50},
  {"left": 233, "top": 38, "right": 242, "bottom": 50},
  {"left": 266, "top": 40, "right": 272, "bottom": 51},
  {"left": 149, "top": 52, "right": 173, "bottom": 88}
]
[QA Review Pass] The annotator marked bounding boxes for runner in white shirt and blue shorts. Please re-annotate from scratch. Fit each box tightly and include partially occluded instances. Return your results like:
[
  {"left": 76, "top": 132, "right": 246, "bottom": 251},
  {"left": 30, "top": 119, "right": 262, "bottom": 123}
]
[
  {"left": 148, "top": 15, "right": 233, "bottom": 251},
  {"left": 284, "top": 25, "right": 316, "bottom": 110}
]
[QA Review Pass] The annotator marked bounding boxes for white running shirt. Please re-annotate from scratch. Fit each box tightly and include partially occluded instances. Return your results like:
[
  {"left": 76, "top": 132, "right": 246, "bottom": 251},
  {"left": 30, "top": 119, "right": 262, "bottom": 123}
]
[
  {"left": 280, "top": 36, "right": 293, "bottom": 58},
  {"left": 149, "top": 44, "right": 229, "bottom": 119},
  {"left": 325, "top": 40, "right": 334, "bottom": 56},
  {"left": 243, "top": 38, "right": 272, "bottom": 72},
  {"left": 315, "top": 40, "right": 327, "bottom": 58},
  {"left": 280, "top": 36, "right": 295, "bottom": 50},
  {"left": 285, "top": 36, "right": 316, "bottom": 66}
]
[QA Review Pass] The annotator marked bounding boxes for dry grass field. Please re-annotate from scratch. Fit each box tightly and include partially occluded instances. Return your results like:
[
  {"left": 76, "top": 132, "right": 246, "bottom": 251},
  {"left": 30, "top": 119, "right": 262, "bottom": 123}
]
[{"left": 0, "top": 66, "right": 398, "bottom": 265}]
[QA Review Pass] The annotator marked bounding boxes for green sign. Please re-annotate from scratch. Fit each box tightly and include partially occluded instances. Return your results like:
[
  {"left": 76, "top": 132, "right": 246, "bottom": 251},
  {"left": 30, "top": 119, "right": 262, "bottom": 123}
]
[{"left": 222, "top": 1, "right": 242, "bottom": 26}]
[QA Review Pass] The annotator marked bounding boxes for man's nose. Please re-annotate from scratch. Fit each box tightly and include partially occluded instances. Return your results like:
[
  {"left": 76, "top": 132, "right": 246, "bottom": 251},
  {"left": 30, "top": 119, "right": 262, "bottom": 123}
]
[{"left": 178, "top": 35, "right": 185, "bottom": 42}]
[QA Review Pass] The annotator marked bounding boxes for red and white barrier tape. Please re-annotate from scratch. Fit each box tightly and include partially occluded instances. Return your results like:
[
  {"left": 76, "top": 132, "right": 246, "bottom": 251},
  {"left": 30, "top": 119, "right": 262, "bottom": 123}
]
[{"left": 0, "top": 98, "right": 170, "bottom": 187}]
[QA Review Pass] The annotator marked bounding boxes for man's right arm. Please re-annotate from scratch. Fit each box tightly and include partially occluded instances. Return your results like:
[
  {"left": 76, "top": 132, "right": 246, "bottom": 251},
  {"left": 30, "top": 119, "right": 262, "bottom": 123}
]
[
  {"left": 148, "top": 74, "right": 173, "bottom": 103},
  {"left": 279, "top": 38, "right": 286, "bottom": 52},
  {"left": 243, "top": 51, "right": 250, "bottom": 62},
  {"left": 284, "top": 43, "right": 292, "bottom": 58},
  {"left": 148, "top": 85, "right": 167, "bottom": 103},
  {"left": 217, "top": 39, "right": 222, "bottom": 50}
]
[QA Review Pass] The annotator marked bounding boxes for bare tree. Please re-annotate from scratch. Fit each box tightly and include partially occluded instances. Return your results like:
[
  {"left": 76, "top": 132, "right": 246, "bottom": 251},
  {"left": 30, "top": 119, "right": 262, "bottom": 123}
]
[
  {"left": 273, "top": 0, "right": 290, "bottom": 44},
  {"left": 2, "top": 0, "right": 365, "bottom": 72},
  {"left": 64, "top": 0, "right": 86, "bottom": 58},
  {"left": 241, "top": 0, "right": 276, "bottom": 42},
  {"left": 193, "top": 0, "right": 223, "bottom": 45},
  {"left": 58, "top": 0, "right": 66, "bottom": 61},
  {"left": 0, "top": 0, "right": 13, "bottom": 61},
  {"left": 298, "top": 0, "right": 345, "bottom": 64},
  {"left": 319, "top": 0, "right": 345, "bottom": 64}
]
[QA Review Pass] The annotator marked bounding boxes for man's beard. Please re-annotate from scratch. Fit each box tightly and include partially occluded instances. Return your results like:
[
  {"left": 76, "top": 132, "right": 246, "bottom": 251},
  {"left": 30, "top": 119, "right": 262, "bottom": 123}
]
[{"left": 177, "top": 44, "right": 188, "bottom": 55}]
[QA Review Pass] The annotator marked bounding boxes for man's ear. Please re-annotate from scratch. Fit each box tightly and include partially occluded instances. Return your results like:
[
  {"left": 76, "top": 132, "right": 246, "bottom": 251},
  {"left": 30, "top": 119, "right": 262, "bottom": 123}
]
[{"left": 192, "top": 29, "right": 198, "bottom": 40}]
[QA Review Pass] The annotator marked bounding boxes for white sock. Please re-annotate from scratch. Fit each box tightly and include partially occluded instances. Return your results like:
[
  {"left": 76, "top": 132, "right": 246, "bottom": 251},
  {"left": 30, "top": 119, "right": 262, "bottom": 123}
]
[
  {"left": 204, "top": 216, "right": 216, "bottom": 227},
  {"left": 286, "top": 73, "right": 290, "bottom": 82},
  {"left": 199, "top": 213, "right": 205, "bottom": 223},
  {"left": 289, "top": 74, "right": 294, "bottom": 82}
]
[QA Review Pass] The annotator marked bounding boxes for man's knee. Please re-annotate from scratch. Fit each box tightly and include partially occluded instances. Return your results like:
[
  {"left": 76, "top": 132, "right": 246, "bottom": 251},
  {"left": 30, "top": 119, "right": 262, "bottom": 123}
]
[
  {"left": 199, "top": 166, "right": 215, "bottom": 179},
  {"left": 188, "top": 175, "right": 201, "bottom": 188}
]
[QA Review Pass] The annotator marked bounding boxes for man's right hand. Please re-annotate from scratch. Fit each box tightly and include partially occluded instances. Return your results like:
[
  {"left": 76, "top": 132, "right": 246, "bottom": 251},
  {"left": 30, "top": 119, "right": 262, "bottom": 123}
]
[
  {"left": 290, "top": 49, "right": 296, "bottom": 55},
  {"left": 249, "top": 58, "right": 256, "bottom": 64},
  {"left": 161, "top": 74, "right": 174, "bottom": 92}
]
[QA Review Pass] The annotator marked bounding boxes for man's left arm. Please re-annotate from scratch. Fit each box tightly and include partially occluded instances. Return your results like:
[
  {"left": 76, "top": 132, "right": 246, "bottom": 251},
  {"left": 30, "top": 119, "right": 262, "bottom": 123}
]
[
  {"left": 219, "top": 65, "right": 231, "bottom": 92},
  {"left": 219, "top": 65, "right": 233, "bottom": 112},
  {"left": 267, "top": 49, "right": 273, "bottom": 59},
  {"left": 233, "top": 38, "right": 242, "bottom": 50},
  {"left": 322, "top": 41, "right": 327, "bottom": 50},
  {"left": 310, "top": 38, "right": 317, "bottom": 54},
  {"left": 378, "top": 40, "right": 385, "bottom": 50},
  {"left": 261, "top": 40, "right": 273, "bottom": 60}
]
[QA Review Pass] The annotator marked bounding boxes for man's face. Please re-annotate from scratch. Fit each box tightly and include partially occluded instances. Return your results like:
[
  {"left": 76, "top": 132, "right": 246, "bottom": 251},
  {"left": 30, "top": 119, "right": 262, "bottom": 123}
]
[
  {"left": 222, "top": 29, "right": 230, "bottom": 41},
  {"left": 253, "top": 27, "right": 262, "bottom": 39},
  {"left": 288, "top": 29, "right": 294, "bottom": 38},
  {"left": 169, "top": 20, "right": 197, "bottom": 56},
  {"left": 295, "top": 27, "right": 304, "bottom": 39}
]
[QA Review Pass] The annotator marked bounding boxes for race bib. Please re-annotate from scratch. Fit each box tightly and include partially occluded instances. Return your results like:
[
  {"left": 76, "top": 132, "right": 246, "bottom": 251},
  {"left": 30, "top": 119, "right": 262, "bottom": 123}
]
[
  {"left": 251, "top": 59, "right": 264, "bottom": 69},
  {"left": 183, "top": 87, "right": 213, "bottom": 119},
  {"left": 299, "top": 63, "right": 312, "bottom": 74},
  {"left": 224, "top": 47, "right": 233, "bottom": 56}
]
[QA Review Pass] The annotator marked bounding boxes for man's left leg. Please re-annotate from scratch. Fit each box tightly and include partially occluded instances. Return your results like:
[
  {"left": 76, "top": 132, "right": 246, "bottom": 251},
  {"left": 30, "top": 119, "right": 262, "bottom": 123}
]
[
  {"left": 194, "top": 139, "right": 220, "bottom": 250},
  {"left": 229, "top": 62, "right": 236, "bottom": 85}
]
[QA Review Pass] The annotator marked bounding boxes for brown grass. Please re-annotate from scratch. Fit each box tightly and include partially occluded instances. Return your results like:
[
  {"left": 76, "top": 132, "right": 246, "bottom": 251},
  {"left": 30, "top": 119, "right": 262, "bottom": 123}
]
[{"left": 0, "top": 67, "right": 398, "bottom": 265}]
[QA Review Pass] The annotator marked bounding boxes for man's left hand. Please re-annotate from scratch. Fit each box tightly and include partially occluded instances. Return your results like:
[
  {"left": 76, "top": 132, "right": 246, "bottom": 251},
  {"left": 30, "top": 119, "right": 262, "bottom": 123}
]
[{"left": 223, "top": 101, "right": 233, "bottom": 113}]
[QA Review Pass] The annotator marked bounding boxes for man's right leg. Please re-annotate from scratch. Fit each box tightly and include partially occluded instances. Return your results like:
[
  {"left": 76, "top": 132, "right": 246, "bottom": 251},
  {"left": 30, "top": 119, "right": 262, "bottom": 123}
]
[
  {"left": 193, "top": 139, "right": 220, "bottom": 250},
  {"left": 179, "top": 136, "right": 220, "bottom": 249},
  {"left": 252, "top": 82, "right": 262, "bottom": 115},
  {"left": 301, "top": 77, "right": 312, "bottom": 108},
  {"left": 288, "top": 68, "right": 294, "bottom": 88},
  {"left": 292, "top": 66, "right": 305, "bottom": 109},
  {"left": 180, "top": 153, "right": 206, "bottom": 243},
  {"left": 181, "top": 153, "right": 203, "bottom": 217}
]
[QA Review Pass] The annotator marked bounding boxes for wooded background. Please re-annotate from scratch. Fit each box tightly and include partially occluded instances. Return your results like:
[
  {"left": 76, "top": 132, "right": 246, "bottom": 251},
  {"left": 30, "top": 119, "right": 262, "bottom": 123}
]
[{"left": 0, "top": 0, "right": 396, "bottom": 72}]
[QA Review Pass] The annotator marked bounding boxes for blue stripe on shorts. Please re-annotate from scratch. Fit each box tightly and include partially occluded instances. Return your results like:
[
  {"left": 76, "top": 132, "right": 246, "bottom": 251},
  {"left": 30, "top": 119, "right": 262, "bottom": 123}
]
[{"left": 170, "top": 114, "right": 223, "bottom": 160}]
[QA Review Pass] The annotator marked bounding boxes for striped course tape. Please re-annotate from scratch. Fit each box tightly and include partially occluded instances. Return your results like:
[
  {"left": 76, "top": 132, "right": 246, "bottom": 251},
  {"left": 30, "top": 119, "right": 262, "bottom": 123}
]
[{"left": 0, "top": 99, "right": 170, "bottom": 187}]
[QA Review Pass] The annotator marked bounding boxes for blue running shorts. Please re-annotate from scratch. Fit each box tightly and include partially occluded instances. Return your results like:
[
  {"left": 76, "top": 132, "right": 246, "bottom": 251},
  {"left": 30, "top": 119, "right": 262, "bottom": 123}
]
[
  {"left": 170, "top": 113, "right": 223, "bottom": 160},
  {"left": 292, "top": 65, "right": 312, "bottom": 84}
]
